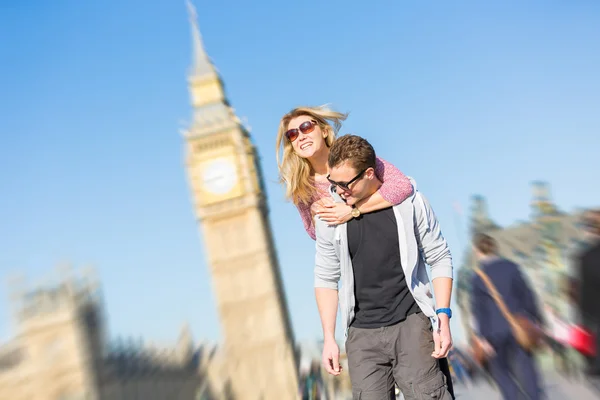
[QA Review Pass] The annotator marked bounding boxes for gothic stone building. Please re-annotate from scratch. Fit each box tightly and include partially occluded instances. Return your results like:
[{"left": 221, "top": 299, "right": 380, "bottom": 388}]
[
  {"left": 0, "top": 269, "right": 225, "bottom": 400},
  {"left": 181, "top": 1, "right": 299, "bottom": 399},
  {"left": 0, "top": 2, "right": 301, "bottom": 399}
]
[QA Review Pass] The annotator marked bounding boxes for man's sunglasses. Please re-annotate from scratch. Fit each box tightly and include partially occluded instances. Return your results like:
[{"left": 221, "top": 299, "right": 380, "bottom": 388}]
[
  {"left": 327, "top": 169, "right": 367, "bottom": 191},
  {"left": 285, "top": 120, "right": 318, "bottom": 142}
]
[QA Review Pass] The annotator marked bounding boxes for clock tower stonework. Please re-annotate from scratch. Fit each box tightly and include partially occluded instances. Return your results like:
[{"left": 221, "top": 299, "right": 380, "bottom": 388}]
[{"left": 182, "top": 3, "right": 299, "bottom": 399}]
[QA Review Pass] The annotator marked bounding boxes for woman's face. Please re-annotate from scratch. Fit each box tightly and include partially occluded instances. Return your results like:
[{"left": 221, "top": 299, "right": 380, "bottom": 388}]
[{"left": 286, "top": 115, "right": 328, "bottom": 159}]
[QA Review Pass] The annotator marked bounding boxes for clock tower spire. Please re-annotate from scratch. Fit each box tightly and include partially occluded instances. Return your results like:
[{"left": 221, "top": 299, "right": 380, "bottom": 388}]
[
  {"left": 185, "top": 0, "right": 234, "bottom": 124},
  {"left": 186, "top": 0, "right": 214, "bottom": 78},
  {"left": 183, "top": 3, "right": 299, "bottom": 399}
]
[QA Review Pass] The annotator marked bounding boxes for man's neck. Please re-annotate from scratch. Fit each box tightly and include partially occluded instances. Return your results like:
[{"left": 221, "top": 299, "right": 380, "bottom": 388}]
[{"left": 479, "top": 254, "right": 500, "bottom": 265}]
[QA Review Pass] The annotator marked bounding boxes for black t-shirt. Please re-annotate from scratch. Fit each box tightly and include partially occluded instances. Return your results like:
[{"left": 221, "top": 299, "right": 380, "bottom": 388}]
[{"left": 347, "top": 207, "right": 419, "bottom": 328}]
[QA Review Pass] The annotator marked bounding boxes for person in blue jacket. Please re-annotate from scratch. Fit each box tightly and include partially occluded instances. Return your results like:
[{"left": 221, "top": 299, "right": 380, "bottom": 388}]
[{"left": 470, "top": 232, "right": 543, "bottom": 399}]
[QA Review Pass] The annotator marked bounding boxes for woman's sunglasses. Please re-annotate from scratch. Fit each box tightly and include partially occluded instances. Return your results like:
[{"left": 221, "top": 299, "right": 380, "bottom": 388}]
[{"left": 285, "top": 120, "right": 318, "bottom": 142}]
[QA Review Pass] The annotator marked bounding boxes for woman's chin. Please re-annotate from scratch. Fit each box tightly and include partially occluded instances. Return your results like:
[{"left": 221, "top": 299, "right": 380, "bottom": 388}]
[
  {"left": 296, "top": 149, "right": 315, "bottom": 159},
  {"left": 304, "top": 147, "right": 327, "bottom": 160}
]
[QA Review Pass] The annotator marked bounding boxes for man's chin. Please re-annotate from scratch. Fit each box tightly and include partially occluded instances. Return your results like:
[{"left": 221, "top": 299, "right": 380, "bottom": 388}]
[{"left": 340, "top": 194, "right": 358, "bottom": 206}]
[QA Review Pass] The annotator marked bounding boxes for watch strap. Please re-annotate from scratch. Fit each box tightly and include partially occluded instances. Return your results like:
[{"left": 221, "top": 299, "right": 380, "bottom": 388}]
[{"left": 436, "top": 308, "right": 452, "bottom": 318}]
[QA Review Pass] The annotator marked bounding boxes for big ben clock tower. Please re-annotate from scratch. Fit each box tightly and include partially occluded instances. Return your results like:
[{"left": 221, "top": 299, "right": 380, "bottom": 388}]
[{"left": 182, "top": 2, "right": 299, "bottom": 399}]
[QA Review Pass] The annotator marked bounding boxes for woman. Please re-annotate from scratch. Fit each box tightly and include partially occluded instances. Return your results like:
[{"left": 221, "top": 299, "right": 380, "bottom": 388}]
[
  {"left": 470, "top": 233, "right": 543, "bottom": 399},
  {"left": 276, "top": 105, "right": 413, "bottom": 239}
]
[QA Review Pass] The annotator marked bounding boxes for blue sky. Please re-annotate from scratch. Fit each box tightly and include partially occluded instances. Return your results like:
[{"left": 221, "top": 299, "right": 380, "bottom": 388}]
[{"left": 0, "top": 0, "right": 599, "bottom": 347}]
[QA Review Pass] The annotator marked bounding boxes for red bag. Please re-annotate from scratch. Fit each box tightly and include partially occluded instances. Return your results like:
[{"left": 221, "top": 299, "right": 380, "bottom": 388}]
[{"left": 570, "top": 326, "right": 596, "bottom": 356}]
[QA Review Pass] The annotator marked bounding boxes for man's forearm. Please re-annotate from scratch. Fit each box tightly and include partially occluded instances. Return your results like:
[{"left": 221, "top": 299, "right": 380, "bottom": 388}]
[
  {"left": 315, "top": 287, "right": 339, "bottom": 341},
  {"left": 432, "top": 277, "right": 453, "bottom": 332},
  {"left": 432, "top": 277, "right": 453, "bottom": 310}
]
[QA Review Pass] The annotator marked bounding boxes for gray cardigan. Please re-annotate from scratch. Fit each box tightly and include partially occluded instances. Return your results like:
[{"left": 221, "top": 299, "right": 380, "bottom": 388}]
[{"left": 314, "top": 179, "right": 454, "bottom": 337}]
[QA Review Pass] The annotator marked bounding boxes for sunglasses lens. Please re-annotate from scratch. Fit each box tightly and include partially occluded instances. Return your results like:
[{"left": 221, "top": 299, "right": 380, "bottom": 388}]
[
  {"left": 299, "top": 121, "right": 316, "bottom": 134},
  {"left": 286, "top": 121, "right": 315, "bottom": 142},
  {"left": 285, "top": 129, "right": 299, "bottom": 142},
  {"left": 328, "top": 180, "right": 349, "bottom": 191}
]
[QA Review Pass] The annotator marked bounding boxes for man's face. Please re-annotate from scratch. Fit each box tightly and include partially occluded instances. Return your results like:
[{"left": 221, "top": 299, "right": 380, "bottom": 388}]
[{"left": 327, "top": 161, "right": 375, "bottom": 206}]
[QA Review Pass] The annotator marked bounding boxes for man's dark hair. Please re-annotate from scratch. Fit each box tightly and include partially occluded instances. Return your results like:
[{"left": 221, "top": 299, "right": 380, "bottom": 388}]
[
  {"left": 473, "top": 232, "right": 498, "bottom": 256},
  {"left": 328, "top": 134, "right": 377, "bottom": 172}
]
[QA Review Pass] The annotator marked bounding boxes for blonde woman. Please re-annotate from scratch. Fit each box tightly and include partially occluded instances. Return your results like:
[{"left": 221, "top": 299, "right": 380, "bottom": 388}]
[{"left": 276, "top": 105, "right": 413, "bottom": 239}]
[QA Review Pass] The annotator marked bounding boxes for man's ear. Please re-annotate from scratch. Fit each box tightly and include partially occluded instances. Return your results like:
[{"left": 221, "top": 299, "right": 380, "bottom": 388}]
[{"left": 365, "top": 167, "right": 376, "bottom": 179}]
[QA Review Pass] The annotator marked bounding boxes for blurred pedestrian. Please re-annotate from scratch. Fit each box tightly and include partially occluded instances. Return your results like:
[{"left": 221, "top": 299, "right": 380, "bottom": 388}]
[{"left": 470, "top": 233, "right": 544, "bottom": 399}]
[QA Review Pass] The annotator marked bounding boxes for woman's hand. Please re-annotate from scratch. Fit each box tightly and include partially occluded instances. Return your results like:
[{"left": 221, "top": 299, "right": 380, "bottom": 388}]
[
  {"left": 313, "top": 198, "right": 354, "bottom": 225},
  {"left": 310, "top": 198, "right": 331, "bottom": 219}
]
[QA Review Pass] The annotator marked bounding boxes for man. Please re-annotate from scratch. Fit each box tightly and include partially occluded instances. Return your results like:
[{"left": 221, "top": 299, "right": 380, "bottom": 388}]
[
  {"left": 470, "top": 233, "right": 543, "bottom": 399},
  {"left": 578, "top": 209, "right": 600, "bottom": 376},
  {"left": 314, "top": 135, "right": 454, "bottom": 399}
]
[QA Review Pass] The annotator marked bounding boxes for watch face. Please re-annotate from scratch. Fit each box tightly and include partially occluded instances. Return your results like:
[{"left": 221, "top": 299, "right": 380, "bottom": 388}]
[{"left": 201, "top": 158, "right": 238, "bottom": 195}]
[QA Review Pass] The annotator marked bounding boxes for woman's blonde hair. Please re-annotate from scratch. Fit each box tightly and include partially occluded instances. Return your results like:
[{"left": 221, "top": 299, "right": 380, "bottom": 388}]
[{"left": 276, "top": 105, "right": 348, "bottom": 205}]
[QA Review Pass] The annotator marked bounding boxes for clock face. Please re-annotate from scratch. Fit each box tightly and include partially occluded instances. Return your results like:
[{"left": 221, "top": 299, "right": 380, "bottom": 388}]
[{"left": 201, "top": 158, "right": 238, "bottom": 195}]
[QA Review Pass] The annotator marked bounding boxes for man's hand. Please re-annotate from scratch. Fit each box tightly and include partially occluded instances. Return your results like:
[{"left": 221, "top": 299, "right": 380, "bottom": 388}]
[
  {"left": 322, "top": 338, "right": 342, "bottom": 376},
  {"left": 432, "top": 315, "right": 453, "bottom": 359},
  {"left": 474, "top": 336, "right": 496, "bottom": 357}
]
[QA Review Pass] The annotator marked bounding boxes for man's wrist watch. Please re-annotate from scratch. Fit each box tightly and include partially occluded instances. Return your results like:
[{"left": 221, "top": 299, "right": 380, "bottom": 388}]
[
  {"left": 436, "top": 308, "right": 452, "bottom": 319},
  {"left": 351, "top": 206, "right": 361, "bottom": 218}
]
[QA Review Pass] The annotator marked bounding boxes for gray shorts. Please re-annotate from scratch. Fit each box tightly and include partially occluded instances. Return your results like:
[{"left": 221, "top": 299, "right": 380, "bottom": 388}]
[{"left": 345, "top": 312, "right": 452, "bottom": 400}]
